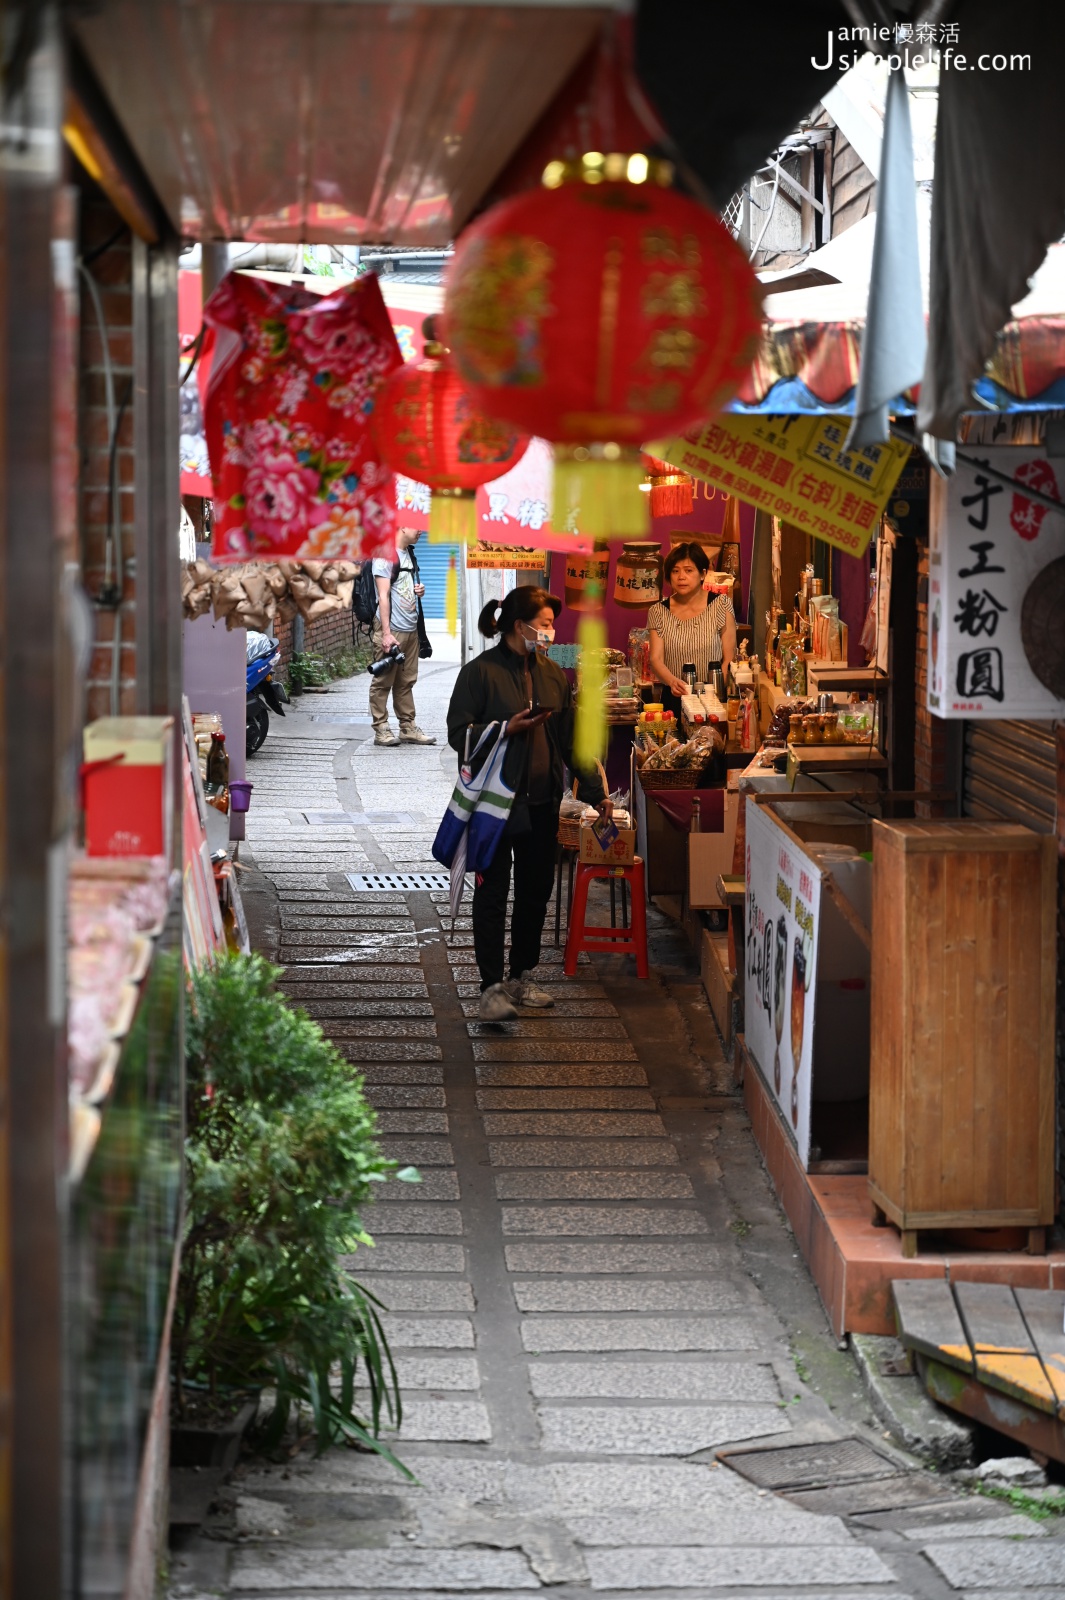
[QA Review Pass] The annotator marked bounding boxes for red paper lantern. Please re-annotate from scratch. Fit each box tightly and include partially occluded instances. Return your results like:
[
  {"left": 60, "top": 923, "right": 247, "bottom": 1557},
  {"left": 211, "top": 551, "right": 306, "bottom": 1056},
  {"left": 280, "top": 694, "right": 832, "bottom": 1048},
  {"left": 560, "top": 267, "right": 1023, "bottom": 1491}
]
[
  {"left": 372, "top": 338, "right": 528, "bottom": 542},
  {"left": 443, "top": 152, "right": 762, "bottom": 539}
]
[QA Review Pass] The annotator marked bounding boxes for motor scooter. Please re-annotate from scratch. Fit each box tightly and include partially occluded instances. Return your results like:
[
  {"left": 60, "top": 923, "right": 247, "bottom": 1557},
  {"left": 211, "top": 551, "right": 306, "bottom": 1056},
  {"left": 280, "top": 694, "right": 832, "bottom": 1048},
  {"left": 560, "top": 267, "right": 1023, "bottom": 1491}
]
[{"left": 246, "top": 631, "right": 288, "bottom": 754}]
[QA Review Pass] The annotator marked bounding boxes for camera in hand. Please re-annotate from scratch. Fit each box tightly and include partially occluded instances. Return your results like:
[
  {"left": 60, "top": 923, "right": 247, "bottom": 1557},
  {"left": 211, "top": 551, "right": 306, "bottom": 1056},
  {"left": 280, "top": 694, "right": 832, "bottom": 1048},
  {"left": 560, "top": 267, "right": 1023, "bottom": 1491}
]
[{"left": 369, "top": 643, "right": 404, "bottom": 677}]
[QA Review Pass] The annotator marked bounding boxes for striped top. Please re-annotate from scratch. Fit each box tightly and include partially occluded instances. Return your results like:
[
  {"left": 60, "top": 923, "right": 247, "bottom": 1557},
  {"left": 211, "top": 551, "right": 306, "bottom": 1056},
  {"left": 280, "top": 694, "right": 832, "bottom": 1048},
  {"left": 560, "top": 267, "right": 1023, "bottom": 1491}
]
[{"left": 647, "top": 593, "right": 734, "bottom": 677}]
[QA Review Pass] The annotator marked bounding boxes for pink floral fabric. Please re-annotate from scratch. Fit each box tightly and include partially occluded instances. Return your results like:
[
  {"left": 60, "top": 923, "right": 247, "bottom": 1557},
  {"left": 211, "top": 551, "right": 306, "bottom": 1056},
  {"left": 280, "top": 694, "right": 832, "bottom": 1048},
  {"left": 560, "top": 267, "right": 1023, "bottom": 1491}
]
[{"left": 203, "top": 272, "right": 402, "bottom": 562}]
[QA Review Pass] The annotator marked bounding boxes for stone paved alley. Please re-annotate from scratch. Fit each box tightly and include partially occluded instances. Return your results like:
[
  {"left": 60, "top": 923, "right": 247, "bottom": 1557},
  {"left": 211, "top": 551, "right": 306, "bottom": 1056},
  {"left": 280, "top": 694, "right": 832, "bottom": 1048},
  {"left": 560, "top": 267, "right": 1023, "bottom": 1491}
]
[{"left": 171, "top": 650, "right": 1065, "bottom": 1600}]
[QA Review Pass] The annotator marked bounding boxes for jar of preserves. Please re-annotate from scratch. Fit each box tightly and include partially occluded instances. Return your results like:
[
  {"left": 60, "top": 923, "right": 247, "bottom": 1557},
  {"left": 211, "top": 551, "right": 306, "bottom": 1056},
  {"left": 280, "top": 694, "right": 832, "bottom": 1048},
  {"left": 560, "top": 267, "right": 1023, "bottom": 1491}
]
[{"left": 613, "top": 542, "right": 663, "bottom": 609}]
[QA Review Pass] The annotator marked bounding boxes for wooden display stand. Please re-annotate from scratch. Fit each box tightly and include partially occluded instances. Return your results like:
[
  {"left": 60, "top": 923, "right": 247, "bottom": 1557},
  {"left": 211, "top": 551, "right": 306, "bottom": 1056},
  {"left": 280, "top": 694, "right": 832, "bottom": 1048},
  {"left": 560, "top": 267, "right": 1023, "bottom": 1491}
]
[{"left": 869, "top": 820, "right": 1056, "bottom": 1257}]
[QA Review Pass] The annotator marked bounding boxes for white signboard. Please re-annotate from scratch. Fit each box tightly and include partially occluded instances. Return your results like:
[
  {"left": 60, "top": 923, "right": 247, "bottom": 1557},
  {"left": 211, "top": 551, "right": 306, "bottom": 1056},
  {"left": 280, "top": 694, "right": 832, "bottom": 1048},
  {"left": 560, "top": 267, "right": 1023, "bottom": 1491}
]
[
  {"left": 744, "top": 800, "right": 822, "bottom": 1168},
  {"left": 928, "top": 448, "right": 1065, "bottom": 718}
]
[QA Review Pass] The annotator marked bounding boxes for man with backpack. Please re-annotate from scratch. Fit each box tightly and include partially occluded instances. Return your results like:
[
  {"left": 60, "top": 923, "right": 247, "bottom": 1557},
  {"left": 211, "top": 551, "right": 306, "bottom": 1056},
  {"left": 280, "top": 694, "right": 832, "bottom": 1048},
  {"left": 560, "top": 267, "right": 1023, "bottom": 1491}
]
[{"left": 367, "top": 527, "right": 436, "bottom": 747}]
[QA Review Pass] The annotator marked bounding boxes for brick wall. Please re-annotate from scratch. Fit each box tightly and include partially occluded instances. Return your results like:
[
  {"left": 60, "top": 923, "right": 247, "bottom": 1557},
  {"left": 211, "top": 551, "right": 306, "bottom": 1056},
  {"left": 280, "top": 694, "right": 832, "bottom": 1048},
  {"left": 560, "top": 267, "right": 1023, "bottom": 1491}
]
[
  {"left": 913, "top": 542, "right": 951, "bottom": 817},
  {"left": 275, "top": 607, "right": 362, "bottom": 666},
  {"left": 78, "top": 191, "right": 137, "bottom": 720}
]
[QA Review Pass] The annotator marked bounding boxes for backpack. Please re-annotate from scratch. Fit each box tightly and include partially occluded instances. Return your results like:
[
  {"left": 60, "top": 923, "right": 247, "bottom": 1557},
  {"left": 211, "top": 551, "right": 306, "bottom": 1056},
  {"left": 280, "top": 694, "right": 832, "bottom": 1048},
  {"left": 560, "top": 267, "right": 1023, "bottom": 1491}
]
[{"left": 352, "top": 556, "right": 400, "bottom": 639}]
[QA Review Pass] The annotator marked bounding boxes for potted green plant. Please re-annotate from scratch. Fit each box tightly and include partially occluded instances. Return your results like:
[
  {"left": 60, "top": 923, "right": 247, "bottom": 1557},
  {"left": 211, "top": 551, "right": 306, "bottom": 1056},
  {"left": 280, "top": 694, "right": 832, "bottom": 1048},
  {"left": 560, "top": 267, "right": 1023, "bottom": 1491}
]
[{"left": 173, "top": 952, "right": 414, "bottom": 1478}]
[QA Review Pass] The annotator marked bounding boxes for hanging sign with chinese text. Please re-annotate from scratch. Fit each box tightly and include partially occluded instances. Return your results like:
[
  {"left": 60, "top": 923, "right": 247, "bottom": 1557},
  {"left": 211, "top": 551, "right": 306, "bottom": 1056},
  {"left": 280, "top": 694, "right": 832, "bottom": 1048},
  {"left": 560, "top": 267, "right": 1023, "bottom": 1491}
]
[
  {"left": 745, "top": 799, "right": 822, "bottom": 1169},
  {"left": 465, "top": 542, "right": 547, "bottom": 570},
  {"left": 927, "top": 448, "right": 1065, "bottom": 719},
  {"left": 658, "top": 415, "right": 911, "bottom": 557}
]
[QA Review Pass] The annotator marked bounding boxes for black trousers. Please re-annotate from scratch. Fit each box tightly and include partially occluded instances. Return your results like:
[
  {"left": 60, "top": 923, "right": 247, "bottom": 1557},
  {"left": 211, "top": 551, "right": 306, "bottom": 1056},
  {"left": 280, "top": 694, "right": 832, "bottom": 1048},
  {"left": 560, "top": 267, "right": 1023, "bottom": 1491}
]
[{"left": 472, "top": 802, "right": 557, "bottom": 990}]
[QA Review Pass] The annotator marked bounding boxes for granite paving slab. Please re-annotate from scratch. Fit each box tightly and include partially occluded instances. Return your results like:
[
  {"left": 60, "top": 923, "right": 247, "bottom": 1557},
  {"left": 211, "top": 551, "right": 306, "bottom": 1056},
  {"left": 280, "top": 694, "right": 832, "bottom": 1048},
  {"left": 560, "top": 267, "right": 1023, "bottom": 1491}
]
[
  {"left": 280, "top": 915, "right": 416, "bottom": 931},
  {"left": 388, "top": 1356, "right": 480, "bottom": 1390},
  {"left": 501, "top": 1207, "right": 709, "bottom": 1236},
  {"left": 460, "top": 1000, "right": 621, "bottom": 1018},
  {"left": 467, "top": 1019, "right": 629, "bottom": 1040},
  {"left": 512, "top": 1279, "right": 747, "bottom": 1313},
  {"left": 281, "top": 996, "right": 436, "bottom": 1016},
  {"left": 376, "top": 1138, "right": 455, "bottom": 1166},
  {"left": 536, "top": 1402, "right": 789, "bottom": 1455},
  {"left": 345, "top": 1242, "right": 465, "bottom": 1274},
  {"left": 300, "top": 1018, "right": 439, "bottom": 1039},
  {"left": 363, "top": 1086, "right": 448, "bottom": 1109},
  {"left": 482, "top": 1113, "right": 668, "bottom": 1138},
  {"left": 521, "top": 1316, "right": 766, "bottom": 1352},
  {"left": 374, "top": 1110, "right": 450, "bottom": 1134},
  {"left": 393, "top": 1399, "right": 491, "bottom": 1442},
  {"left": 456, "top": 982, "right": 608, "bottom": 1001},
  {"left": 336, "top": 1043, "right": 444, "bottom": 1062},
  {"left": 489, "top": 1140, "right": 678, "bottom": 1168},
  {"left": 281, "top": 947, "right": 428, "bottom": 964},
  {"left": 229, "top": 1548, "right": 538, "bottom": 1590},
  {"left": 564, "top": 1507, "right": 854, "bottom": 1546},
  {"left": 364, "top": 1204, "right": 463, "bottom": 1236},
  {"left": 354, "top": 1064, "right": 446, "bottom": 1086},
  {"left": 477, "top": 1089, "right": 655, "bottom": 1111},
  {"left": 584, "top": 1544, "right": 895, "bottom": 1589},
  {"left": 495, "top": 1172, "right": 694, "bottom": 1201},
  {"left": 504, "top": 1242, "right": 727, "bottom": 1274},
  {"left": 925, "top": 1541, "right": 1065, "bottom": 1588},
  {"left": 902, "top": 1517, "right": 1045, "bottom": 1541},
  {"left": 476, "top": 1064, "right": 649, "bottom": 1088},
  {"left": 300, "top": 993, "right": 430, "bottom": 1015},
  {"left": 376, "top": 1170, "right": 459, "bottom": 1201},
  {"left": 363, "top": 1279, "right": 474, "bottom": 1313},
  {"left": 473, "top": 1042, "right": 639, "bottom": 1063},
  {"left": 377, "top": 1318, "right": 475, "bottom": 1349},
  {"left": 527, "top": 1361, "right": 780, "bottom": 1401}
]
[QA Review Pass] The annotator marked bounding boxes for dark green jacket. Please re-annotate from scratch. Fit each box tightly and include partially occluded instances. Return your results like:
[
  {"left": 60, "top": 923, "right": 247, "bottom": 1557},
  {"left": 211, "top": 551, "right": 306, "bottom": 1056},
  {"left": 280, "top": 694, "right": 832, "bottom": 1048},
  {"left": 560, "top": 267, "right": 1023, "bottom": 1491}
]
[{"left": 446, "top": 640, "right": 606, "bottom": 807}]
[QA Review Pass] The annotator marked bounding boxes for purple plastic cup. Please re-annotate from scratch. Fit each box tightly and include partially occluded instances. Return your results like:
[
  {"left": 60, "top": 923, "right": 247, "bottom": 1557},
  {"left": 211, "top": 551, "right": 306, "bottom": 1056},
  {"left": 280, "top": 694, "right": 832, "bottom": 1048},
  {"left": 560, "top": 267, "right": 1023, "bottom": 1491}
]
[{"left": 229, "top": 780, "right": 253, "bottom": 813}]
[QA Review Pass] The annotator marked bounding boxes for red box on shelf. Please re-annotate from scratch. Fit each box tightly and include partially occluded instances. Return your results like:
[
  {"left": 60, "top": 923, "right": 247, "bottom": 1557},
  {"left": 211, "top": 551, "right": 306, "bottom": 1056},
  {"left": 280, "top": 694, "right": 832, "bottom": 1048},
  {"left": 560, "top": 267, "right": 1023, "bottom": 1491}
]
[{"left": 83, "top": 717, "right": 175, "bottom": 858}]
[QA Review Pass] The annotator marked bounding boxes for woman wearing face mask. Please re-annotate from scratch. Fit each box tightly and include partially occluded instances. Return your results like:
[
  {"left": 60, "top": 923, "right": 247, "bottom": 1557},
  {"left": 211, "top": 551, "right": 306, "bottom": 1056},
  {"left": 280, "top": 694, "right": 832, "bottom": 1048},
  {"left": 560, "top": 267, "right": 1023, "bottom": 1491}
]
[
  {"left": 447, "top": 585, "right": 612, "bottom": 1022},
  {"left": 648, "top": 541, "right": 737, "bottom": 716}
]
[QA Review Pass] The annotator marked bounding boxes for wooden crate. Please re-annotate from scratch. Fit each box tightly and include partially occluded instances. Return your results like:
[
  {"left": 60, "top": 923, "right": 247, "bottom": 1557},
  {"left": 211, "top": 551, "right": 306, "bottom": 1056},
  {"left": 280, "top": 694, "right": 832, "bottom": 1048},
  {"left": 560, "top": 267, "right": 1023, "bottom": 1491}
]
[{"left": 869, "top": 819, "right": 1056, "bottom": 1254}]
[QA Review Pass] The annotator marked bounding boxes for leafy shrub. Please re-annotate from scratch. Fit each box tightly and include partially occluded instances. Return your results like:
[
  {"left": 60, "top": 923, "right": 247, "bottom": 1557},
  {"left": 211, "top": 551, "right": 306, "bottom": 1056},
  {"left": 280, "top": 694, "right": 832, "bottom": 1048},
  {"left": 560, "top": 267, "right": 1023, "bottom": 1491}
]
[
  {"left": 285, "top": 645, "right": 373, "bottom": 693},
  {"left": 175, "top": 952, "right": 414, "bottom": 1467}
]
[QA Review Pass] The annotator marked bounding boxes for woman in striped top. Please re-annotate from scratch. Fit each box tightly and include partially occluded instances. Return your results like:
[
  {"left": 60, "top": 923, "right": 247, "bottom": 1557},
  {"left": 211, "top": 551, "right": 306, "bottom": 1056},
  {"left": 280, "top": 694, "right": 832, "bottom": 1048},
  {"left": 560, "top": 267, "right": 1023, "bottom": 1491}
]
[{"left": 647, "top": 541, "right": 736, "bottom": 709}]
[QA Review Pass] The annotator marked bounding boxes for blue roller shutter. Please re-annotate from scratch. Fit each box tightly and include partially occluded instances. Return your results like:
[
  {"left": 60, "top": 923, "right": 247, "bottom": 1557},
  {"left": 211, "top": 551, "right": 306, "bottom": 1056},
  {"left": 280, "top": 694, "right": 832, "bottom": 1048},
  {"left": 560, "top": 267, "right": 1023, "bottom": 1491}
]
[{"left": 412, "top": 542, "right": 459, "bottom": 620}]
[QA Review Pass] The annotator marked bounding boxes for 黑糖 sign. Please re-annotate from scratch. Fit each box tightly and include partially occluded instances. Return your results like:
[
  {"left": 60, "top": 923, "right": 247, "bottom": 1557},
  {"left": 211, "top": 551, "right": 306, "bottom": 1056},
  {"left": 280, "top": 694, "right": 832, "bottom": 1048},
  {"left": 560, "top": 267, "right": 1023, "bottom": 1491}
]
[{"left": 927, "top": 448, "right": 1065, "bottom": 718}]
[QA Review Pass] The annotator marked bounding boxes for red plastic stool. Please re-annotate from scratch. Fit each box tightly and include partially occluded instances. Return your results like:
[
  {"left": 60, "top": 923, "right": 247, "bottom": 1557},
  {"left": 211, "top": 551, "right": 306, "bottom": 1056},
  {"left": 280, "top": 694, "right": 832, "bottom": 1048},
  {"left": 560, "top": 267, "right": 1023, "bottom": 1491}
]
[{"left": 563, "top": 856, "right": 648, "bottom": 978}]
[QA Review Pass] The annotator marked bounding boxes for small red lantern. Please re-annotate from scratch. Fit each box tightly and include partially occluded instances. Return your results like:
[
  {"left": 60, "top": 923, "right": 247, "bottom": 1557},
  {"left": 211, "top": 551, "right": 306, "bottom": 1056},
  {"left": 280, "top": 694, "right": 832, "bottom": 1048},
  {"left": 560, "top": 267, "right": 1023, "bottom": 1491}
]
[
  {"left": 443, "top": 152, "right": 762, "bottom": 539},
  {"left": 641, "top": 452, "right": 694, "bottom": 518},
  {"left": 372, "top": 329, "right": 528, "bottom": 543}
]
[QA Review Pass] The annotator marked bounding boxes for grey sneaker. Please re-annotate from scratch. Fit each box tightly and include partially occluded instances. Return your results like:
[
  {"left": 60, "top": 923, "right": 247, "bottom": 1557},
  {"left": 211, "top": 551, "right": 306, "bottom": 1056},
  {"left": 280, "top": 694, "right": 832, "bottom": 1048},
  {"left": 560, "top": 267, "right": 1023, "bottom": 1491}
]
[
  {"left": 374, "top": 727, "right": 400, "bottom": 747},
  {"left": 399, "top": 724, "right": 436, "bottom": 744},
  {"left": 506, "top": 971, "right": 555, "bottom": 1008},
  {"left": 479, "top": 983, "right": 519, "bottom": 1023}
]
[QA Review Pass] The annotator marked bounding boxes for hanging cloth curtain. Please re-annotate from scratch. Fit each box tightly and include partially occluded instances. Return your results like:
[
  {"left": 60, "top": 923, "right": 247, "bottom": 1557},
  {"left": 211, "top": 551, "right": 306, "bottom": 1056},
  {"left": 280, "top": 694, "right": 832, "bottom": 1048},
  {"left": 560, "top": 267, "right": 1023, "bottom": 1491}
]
[{"left": 203, "top": 271, "right": 403, "bottom": 563}]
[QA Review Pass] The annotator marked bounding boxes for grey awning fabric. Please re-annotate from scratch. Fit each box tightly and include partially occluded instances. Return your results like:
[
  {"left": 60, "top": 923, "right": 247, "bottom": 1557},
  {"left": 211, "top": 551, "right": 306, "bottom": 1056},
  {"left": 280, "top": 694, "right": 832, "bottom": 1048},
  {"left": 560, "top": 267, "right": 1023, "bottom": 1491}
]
[
  {"left": 917, "top": 0, "right": 1065, "bottom": 438},
  {"left": 847, "top": 65, "right": 926, "bottom": 447}
]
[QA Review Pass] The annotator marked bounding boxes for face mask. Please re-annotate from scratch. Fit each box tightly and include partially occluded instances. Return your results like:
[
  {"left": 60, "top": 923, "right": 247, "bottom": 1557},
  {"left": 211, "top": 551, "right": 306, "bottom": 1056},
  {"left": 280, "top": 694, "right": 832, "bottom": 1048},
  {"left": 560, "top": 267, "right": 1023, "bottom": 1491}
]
[{"left": 520, "top": 623, "right": 555, "bottom": 652}]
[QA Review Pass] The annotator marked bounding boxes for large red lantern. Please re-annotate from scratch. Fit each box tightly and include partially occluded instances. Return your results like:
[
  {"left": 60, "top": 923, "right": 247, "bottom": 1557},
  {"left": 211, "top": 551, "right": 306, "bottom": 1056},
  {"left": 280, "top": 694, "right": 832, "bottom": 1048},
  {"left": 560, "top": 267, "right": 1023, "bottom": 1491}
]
[
  {"left": 372, "top": 334, "right": 529, "bottom": 543},
  {"left": 443, "top": 152, "right": 763, "bottom": 539}
]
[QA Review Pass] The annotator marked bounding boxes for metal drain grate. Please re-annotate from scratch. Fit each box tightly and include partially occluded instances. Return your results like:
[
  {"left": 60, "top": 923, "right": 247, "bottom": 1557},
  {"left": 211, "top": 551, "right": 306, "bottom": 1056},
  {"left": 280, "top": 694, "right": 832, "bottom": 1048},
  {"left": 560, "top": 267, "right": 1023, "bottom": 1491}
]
[
  {"left": 719, "top": 1438, "right": 897, "bottom": 1492},
  {"left": 347, "top": 872, "right": 453, "bottom": 893}
]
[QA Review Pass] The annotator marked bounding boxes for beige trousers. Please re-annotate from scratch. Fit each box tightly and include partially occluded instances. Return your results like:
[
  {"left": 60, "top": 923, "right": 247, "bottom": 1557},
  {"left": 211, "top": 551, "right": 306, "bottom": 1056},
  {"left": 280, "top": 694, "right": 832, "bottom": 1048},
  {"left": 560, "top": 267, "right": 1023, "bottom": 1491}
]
[{"left": 369, "top": 625, "right": 421, "bottom": 731}]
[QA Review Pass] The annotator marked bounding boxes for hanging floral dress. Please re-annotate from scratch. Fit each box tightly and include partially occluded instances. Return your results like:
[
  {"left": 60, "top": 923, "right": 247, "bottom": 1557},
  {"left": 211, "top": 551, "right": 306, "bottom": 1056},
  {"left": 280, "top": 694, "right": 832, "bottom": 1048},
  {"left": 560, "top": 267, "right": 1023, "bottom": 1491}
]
[{"left": 203, "top": 271, "right": 402, "bottom": 562}]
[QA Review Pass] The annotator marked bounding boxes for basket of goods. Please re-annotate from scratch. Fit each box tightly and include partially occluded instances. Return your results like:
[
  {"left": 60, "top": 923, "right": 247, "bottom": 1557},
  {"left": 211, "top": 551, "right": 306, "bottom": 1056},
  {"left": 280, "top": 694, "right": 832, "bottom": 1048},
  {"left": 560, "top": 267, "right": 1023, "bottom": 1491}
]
[
  {"left": 634, "top": 724, "right": 723, "bottom": 789},
  {"left": 558, "top": 760, "right": 609, "bottom": 849}
]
